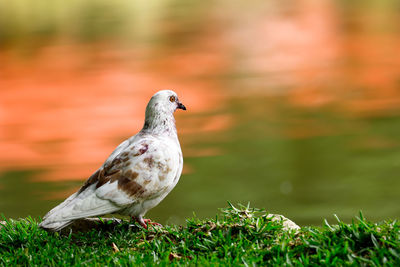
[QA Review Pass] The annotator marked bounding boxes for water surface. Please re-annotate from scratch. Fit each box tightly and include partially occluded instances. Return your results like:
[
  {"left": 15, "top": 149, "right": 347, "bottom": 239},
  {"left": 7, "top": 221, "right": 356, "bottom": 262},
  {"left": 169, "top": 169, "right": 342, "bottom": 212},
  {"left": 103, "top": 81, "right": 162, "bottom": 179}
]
[{"left": 1, "top": 0, "right": 400, "bottom": 225}]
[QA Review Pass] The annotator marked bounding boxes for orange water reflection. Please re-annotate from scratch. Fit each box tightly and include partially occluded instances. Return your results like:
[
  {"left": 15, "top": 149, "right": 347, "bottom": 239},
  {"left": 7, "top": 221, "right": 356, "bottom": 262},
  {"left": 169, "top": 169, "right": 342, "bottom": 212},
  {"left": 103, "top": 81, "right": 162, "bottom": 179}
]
[
  {"left": 1, "top": 0, "right": 400, "bottom": 186},
  {"left": 220, "top": 0, "right": 400, "bottom": 116},
  {"left": 0, "top": 43, "right": 230, "bottom": 182}
]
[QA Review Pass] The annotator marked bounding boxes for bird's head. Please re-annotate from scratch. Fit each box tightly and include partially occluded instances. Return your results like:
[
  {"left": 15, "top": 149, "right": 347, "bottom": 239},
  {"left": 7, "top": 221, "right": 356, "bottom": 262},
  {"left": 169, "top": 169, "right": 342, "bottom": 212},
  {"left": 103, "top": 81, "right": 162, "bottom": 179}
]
[
  {"left": 147, "top": 90, "right": 186, "bottom": 114},
  {"left": 143, "top": 90, "right": 186, "bottom": 133}
]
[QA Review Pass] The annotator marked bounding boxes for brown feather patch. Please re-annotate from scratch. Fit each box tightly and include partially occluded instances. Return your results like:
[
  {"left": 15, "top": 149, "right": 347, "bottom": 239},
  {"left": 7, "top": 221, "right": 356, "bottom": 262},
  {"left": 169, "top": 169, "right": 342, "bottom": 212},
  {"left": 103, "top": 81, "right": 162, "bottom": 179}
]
[
  {"left": 96, "top": 170, "right": 120, "bottom": 188},
  {"left": 79, "top": 166, "right": 145, "bottom": 197},
  {"left": 143, "top": 157, "right": 154, "bottom": 168},
  {"left": 78, "top": 169, "right": 102, "bottom": 193},
  {"left": 139, "top": 144, "right": 149, "bottom": 154},
  {"left": 78, "top": 143, "right": 150, "bottom": 197},
  {"left": 118, "top": 176, "right": 146, "bottom": 197},
  {"left": 133, "top": 143, "right": 149, "bottom": 156}
]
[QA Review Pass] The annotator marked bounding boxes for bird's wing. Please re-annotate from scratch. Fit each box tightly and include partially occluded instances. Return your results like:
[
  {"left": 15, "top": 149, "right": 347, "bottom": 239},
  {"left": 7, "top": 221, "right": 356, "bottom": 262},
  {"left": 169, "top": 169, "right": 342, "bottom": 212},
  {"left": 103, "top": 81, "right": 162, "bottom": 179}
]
[{"left": 42, "top": 135, "right": 180, "bottom": 223}]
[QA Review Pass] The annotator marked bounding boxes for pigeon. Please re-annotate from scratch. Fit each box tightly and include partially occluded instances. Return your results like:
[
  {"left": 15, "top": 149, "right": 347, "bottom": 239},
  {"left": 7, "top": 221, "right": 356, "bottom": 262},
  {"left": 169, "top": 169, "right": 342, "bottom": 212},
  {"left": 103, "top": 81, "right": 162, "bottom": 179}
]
[{"left": 39, "top": 90, "right": 186, "bottom": 231}]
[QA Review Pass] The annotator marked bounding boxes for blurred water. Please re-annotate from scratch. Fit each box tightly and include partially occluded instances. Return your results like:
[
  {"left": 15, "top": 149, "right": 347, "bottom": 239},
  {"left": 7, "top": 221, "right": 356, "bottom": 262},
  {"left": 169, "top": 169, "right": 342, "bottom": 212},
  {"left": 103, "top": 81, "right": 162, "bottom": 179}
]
[{"left": 1, "top": 0, "right": 400, "bottom": 225}]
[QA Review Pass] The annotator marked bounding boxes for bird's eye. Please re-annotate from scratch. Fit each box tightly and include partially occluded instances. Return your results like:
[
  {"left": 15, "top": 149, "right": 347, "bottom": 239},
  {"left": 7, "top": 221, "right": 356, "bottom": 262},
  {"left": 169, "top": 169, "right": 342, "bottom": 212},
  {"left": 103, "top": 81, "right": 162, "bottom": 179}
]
[{"left": 169, "top": 96, "right": 176, "bottom": 102}]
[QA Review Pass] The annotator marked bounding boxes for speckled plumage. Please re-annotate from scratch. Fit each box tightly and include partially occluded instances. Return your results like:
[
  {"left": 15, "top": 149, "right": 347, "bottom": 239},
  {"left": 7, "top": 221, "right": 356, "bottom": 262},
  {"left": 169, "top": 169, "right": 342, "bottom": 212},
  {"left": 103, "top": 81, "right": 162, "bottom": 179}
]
[{"left": 39, "top": 90, "right": 186, "bottom": 231}]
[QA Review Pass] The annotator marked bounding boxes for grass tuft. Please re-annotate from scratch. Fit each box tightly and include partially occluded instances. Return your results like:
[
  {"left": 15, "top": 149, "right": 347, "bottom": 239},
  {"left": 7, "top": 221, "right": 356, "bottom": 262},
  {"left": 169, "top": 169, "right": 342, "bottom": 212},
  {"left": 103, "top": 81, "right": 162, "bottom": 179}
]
[{"left": 0, "top": 205, "right": 399, "bottom": 265}]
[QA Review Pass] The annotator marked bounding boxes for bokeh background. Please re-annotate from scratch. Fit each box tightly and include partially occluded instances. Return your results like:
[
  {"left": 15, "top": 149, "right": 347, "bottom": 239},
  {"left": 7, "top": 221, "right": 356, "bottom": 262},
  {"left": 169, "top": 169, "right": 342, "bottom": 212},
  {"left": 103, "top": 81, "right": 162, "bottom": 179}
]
[{"left": 1, "top": 0, "right": 400, "bottom": 226}]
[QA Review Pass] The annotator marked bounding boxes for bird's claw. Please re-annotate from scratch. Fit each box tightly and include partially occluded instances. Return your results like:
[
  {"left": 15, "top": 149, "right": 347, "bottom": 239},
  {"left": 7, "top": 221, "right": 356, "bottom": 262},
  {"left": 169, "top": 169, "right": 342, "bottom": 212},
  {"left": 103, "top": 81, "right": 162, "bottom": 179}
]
[
  {"left": 143, "top": 219, "right": 163, "bottom": 227},
  {"left": 133, "top": 217, "right": 163, "bottom": 229}
]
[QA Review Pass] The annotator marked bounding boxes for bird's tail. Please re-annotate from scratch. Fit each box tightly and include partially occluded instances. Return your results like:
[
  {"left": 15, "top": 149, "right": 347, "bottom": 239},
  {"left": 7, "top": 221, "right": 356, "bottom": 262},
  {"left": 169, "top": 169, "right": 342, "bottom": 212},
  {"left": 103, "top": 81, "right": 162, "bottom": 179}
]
[
  {"left": 39, "top": 219, "right": 73, "bottom": 232},
  {"left": 39, "top": 191, "right": 79, "bottom": 231},
  {"left": 38, "top": 186, "right": 120, "bottom": 231}
]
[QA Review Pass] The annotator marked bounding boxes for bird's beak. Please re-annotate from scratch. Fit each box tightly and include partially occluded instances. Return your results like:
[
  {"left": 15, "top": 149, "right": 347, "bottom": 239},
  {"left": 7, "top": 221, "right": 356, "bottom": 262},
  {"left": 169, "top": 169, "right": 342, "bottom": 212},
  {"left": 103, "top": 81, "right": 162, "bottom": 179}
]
[{"left": 177, "top": 101, "right": 186, "bottom": 110}]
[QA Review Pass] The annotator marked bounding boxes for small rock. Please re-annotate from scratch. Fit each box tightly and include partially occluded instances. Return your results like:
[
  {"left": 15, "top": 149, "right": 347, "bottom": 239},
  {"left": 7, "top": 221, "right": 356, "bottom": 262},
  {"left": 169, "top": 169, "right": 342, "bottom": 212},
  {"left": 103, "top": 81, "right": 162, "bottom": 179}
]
[{"left": 266, "top": 214, "right": 301, "bottom": 232}]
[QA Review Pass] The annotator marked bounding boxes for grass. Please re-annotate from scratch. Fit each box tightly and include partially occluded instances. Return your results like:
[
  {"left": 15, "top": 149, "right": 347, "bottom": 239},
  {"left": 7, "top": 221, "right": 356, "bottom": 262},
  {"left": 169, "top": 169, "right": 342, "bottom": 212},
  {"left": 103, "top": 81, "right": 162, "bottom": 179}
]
[{"left": 0, "top": 204, "right": 399, "bottom": 266}]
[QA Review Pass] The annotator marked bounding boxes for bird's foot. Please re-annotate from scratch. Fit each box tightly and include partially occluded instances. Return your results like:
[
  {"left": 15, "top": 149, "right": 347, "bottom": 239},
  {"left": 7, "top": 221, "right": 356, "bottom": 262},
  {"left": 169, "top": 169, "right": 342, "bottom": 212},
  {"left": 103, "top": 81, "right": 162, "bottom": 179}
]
[
  {"left": 143, "top": 219, "right": 163, "bottom": 228},
  {"left": 133, "top": 217, "right": 162, "bottom": 229}
]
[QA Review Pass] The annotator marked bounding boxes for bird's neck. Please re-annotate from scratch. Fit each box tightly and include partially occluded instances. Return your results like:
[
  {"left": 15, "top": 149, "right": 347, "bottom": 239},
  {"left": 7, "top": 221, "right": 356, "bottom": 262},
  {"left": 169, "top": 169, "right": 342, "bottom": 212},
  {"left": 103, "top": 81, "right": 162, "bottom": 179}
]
[{"left": 141, "top": 111, "right": 177, "bottom": 137}]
